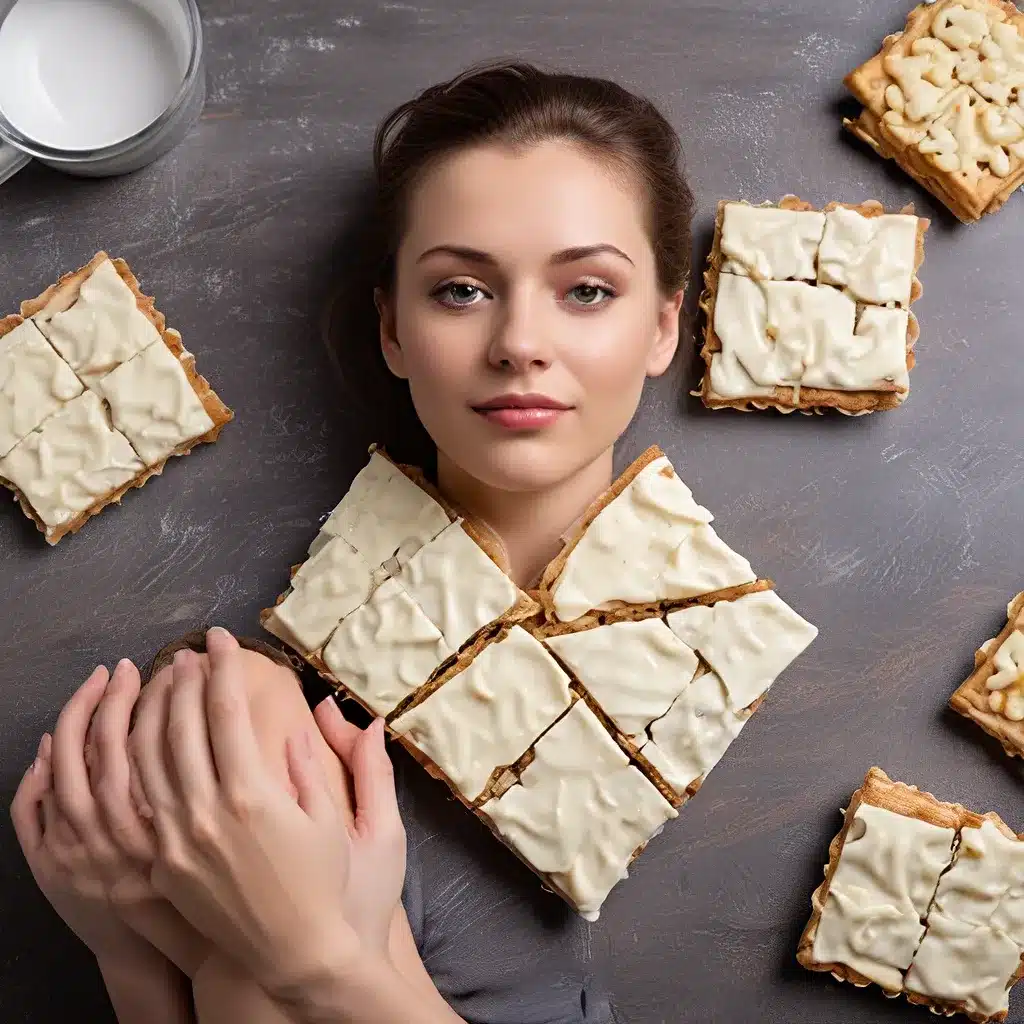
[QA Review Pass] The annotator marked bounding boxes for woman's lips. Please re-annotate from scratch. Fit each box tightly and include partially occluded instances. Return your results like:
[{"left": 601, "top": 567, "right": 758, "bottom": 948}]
[
  {"left": 476, "top": 407, "right": 567, "bottom": 429},
  {"left": 472, "top": 393, "right": 572, "bottom": 431}
]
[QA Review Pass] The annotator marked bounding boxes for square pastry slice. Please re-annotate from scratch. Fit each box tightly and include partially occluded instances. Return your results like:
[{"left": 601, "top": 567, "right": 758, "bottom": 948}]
[
  {"left": 311, "top": 449, "right": 452, "bottom": 567},
  {"left": 798, "top": 767, "right": 1024, "bottom": 1022},
  {"left": 950, "top": 591, "right": 1024, "bottom": 757},
  {"left": 390, "top": 626, "right": 573, "bottom": 803},
  {"left": 395, "top": 520, "right": 522, "bottom": 653},
  {"left": 480, "top": 699, "right": 677, "bottom": 921},
  {"left": 0, "top": 391, "right": 144, "bottom": 538},
  {"left": 0, "top": 316, "right": 83, "bottom": 458},
  {"left": 263, "top": 536, "right": 376, "bottom": 655},
  {"left": 319, "top": 577, "right": 453, "bottom": 718},
  {"left": 540, "top": 449, "right": 757, "bottom": 622},
  {"left": 698, "top": 198, "right": 927, "bottom": 414},
  {"left": 2, "top": 253, "right": 232, "bottom": 543},
  {"left": 544, "top": 618, "right": 700, "bottom": 741},
  {"left": 843, "top": 0, "right": 1024, "bottom": 223}
]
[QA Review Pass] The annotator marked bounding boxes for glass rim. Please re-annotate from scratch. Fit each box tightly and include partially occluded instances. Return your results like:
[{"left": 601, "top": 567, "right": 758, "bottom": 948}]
[{"left": 0, "top": 0, "right": 203, "bottom": 162}]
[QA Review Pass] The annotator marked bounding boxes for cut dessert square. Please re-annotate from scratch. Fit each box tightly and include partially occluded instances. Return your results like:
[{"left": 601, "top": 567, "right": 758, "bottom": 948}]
[
  {"left": 1, "top": 253, "right": 232, "bottom": 543},
  {"left": 319, "top": 577, "right": 453, "bottom": 718},
  {"left": 719, "top": 203, "right": 825, "bottom": 280},
  {"left": 0, "top": 316, "right": 83, "bottom": 458},
  {"left": 263, "top": 444, "right": 817, "bottom": 921},
  {"left": 904, "top": 820, "right": 1024, "bottom": 1018},
  {"left": 539, "top": 451, "right": 757, "bottom": 623},
  {"left": 95, "top": 338, "right": 217, "bottom": 466},
  {"left": 950, "top": 591, "right": 1024, "bottom": 757},
  {"left": 0, "top": 391, "right": 144, "bottom": 533},
  {"left": 665, "top": 590, "right": 819, "bottom": 712},
  {"left": 395, "top": 521, "right": 521, "bottom": 653},
  {"left": 543, "top": 618, "right": 700, "bottom": 740},
  {"left": 698, "top": 198, "right": 927, "bottom": 414},
  {"left": 798, "top": 767, "right": 1024, "bottom": 1022},
  {"left": 390, "top": 626, "right": 573, "bottom": 802},
  {"left": 28, "top": 254, "right": 165, "bottom": 385},
  {"left": 843, "top": 0, "right": 1024, "bottom": 223},
  {"left": 263, "top": 536, "right": 375, "bottom": 655},
  {"left": 639, "top": 669, "right": 749, "bottom": 794},
  {"left": 312, "top": 449, "right": 451, "bottom": 566},
  {"left": 480, "top": 699, "right": 677, "bottom": 921}
]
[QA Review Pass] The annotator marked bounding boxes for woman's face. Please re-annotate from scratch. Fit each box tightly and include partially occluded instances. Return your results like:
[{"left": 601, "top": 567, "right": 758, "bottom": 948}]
[{"left": 379, "top": 140, "right": 683, "bottom": 493}]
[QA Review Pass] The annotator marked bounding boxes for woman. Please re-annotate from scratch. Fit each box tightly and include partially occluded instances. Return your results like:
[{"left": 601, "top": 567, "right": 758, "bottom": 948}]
[{"left": 11, "top": 59, "right": 694, "bottom": 1022}]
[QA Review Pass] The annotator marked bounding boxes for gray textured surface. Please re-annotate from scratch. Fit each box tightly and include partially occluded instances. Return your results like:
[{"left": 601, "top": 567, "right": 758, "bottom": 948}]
[{"left": 2, "top": 1, "right": 1023, "bottom": 1021}]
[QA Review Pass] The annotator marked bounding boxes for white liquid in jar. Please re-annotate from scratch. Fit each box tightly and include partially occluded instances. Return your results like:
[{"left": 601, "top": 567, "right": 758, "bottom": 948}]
[{"left": 0, "top": 0, "right": 190, "bottom": 151}]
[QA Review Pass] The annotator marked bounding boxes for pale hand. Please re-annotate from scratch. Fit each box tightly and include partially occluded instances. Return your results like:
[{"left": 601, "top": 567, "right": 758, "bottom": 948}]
[
  {"left": 10, "top": 661, "right": 201, "bottom": 972},
  {"left": 129, "top": 628, "right": 407, "bottom": 1005}
]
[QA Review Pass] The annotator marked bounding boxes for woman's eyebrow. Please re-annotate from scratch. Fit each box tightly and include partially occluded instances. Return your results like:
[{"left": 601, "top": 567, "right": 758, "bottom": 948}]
[{"left": 416, "top": 243, "right": 634, "bottom": 266}]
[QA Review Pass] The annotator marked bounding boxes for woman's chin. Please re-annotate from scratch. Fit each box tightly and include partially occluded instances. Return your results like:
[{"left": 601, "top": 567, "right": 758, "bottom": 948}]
[{"left": 455, "top": 435, "right": 607, "bottom": 494}]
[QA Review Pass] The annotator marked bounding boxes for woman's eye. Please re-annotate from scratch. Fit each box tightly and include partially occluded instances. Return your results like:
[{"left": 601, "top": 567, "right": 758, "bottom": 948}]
[
  {"left": 434, "top": 282, "right": 486, "bottom": 307},
  {"left": 566, "top": 283, "right": 614, "bottom": 306}
]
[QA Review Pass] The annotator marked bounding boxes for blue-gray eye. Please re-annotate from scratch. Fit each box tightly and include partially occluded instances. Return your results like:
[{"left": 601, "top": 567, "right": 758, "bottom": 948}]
[{"left": 568, "top": 284, "right": 612, "bottom": 305}]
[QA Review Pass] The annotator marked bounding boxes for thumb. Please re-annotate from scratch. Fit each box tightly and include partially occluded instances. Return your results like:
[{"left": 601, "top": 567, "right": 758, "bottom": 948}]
[
  {"left": 285, "top": 730, "right": 333, "bottom": 820},
  {"left": 351, "top": 719, "right": 402, "bottom": 843},
  {"left": 313, "top": 695, "right": 361, "bottom": 765}
]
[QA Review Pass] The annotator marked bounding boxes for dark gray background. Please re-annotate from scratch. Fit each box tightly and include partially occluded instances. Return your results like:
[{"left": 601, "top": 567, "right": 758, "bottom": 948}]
[{"left": 2, "top": 1, "right": 1022, "bottom": 1021}]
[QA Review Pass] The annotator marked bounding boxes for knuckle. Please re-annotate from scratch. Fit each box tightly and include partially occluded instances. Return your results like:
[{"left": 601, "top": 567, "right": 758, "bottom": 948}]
[
  {"left": 208, "top": 694, "right": 241, "bottom": 727},
  {"left": 186, "top": 808, "right": 218, "bottom": 848},
  {"left": 225, "top": 786, "right": 256, "bottom": 820}
]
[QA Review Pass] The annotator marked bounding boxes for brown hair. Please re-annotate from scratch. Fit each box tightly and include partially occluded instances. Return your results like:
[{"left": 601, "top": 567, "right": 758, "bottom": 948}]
[{"left": 373, "top": 59, "right": 695, "bottom": 296}]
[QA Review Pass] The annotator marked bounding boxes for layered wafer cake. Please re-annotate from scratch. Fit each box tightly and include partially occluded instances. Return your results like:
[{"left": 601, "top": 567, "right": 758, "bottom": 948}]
[
  {"left": 0, "top": 253, "right": 232, "bottom": 543},
  {"left": 799, "top": 767, "right": 1024, "bottom": 1021},
  {"left": 844, "top": 0, "right": 1024, "bottom": 223},
  {"left": 264, "top": 444, "right": 818, "bottom": 920},
  {"left": 950, "top": 592, "right": 1024, "bottom": 757},
  {"left": 698, "top": 197, "right": 928, "bottom": 414}
]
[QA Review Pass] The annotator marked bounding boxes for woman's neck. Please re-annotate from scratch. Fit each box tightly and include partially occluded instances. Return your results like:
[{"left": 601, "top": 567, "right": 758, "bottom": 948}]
[{"left": 436, "top": 449, "right": 615, "bottom": 590}]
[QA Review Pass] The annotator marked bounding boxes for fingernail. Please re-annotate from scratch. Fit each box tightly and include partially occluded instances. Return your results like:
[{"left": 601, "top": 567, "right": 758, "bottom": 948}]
[
  {"left": 316, "top": 694, "right": 341, "bottom": 716},
  {"left": 39, "top": 733, "right": 52, "bottom": 759},
  {"left": 207, "top": 626, "right": 231, "bottom": 638}
]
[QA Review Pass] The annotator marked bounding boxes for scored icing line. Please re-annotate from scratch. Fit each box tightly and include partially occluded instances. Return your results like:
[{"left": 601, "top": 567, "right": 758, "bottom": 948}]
[{"left": 262, "top": 443, "right": 818, "bottom": 920}]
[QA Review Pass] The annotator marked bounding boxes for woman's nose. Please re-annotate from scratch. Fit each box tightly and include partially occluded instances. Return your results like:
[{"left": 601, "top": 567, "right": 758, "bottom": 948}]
[{"left": 486, "top": 295, "right": 553, "bottom": 372}]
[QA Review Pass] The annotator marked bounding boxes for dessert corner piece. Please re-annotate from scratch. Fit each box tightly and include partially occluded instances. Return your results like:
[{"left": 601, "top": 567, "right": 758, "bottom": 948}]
[
  {"left": 0, "top": 252, "right": 232, "bottom": 543},
  {"left": 843, "top": 0, "right": 1024, "bottom": 223},
  {"left": 263, "top": 444, "right": 818, "bottom": 921},
  {"left": 697, "top": 197, "right": 927, "bottom": 415},
  {"left": 798, "top": 766, "right": 1024, "bottom": 1021},
  {"left": 950, "top": 591, "right": 1024, "bottom": 758}
]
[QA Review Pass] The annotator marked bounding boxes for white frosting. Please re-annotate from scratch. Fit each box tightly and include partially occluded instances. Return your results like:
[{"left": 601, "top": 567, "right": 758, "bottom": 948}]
[
  {"left": 316, "top": 451, "right": 450, "bottom": 568},
  {"left": 395, "top": 521, "right": 518, "bottom": 652},
  {"left": 817, "top": 208, "right": 919, "bottom": 306},
  {"left": 544, "top": 619, "right": 699, "bottom": 739},
  {"left": 551, "top": 456, "right": 756, "bottom": 621},
  {"left": 711, "top": 275, "right": 909, "bottom": 399},
  {"left": 321, "top": 577, "right": 452, "bottom": 716},
  {"left": 811, "top": 804, "right": 956, "bottom": 990},
  {"left": 902, "top": 820, "right": 1024, "bottom": 1015},
  {"left": 0, "top": 319, "right": 83, "bottom": 458},
  {"left": 719, "top": 204, "right": 825, "bottom": 281},
  {"left": 666, "top": 590, "right": 818, "bottom": 711},
  {"left": 985, "top": 629, "right": 1024, "bottom": 721},
  {"left": 33, "top": 259, "right": 162, "bottom": 385},
  {"left": 391, "top": 626, "right": 573, "bottom": 802},
  {"left": 96, "top": 340, "right": 214, "bottom": 465},
  {"left": 482, "top": 700, "right": 677, "bottom": 920},
  {"left": 264, "top": 536, "right": 375, "bottom": 654},
  {"left": 905, "top": 911, "right": 1019, "bottom": 1017},
  {"left": 0, "top": 390, "right": 143, "bottom": 530},
  {"left": 932, "top": 821, "right": 1024, "bottom": 936},
  {"left": 641, "top": 670, "right": 746, "bottom": 791}
]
